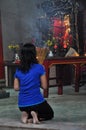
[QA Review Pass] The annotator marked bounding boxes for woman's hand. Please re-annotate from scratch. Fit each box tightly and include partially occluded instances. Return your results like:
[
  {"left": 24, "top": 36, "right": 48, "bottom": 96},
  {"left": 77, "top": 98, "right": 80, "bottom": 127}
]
[
  {"left": 14, "top": 78, "right": 20, "bottom": 91},
  {"left": 40, "top": 74, "right": 47, "bottom": 90}
]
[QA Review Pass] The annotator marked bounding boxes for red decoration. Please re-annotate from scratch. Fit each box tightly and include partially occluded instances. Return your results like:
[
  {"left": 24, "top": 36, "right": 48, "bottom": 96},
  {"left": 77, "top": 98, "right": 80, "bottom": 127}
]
[
  {"left": 52, "top": 18, "right": 65, "bottom": 38},
  {"left": 54, "top": 44, "right": 58, "bottom": 49},
  {"left": 63, "top": 44, "right": 67, "bottom": 49}
]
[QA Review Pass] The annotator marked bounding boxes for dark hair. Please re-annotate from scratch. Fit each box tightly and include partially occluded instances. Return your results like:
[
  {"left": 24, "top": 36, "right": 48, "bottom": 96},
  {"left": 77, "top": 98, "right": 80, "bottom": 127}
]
[{"left": 19, "top": 43, "right": 38, "bottom": 73}]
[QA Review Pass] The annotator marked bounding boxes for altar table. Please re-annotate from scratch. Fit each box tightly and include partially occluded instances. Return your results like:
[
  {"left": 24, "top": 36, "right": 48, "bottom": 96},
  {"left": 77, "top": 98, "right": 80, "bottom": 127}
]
[
  {"left": 43, "top": 56, "right": 86, "bottom": 98},
  {"left": 4, "top": 56, "right": 86, "bottom": 97}
]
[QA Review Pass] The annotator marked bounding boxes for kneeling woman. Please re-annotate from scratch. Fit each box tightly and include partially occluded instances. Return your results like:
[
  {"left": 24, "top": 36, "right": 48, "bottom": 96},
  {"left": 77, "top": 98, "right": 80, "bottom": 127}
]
[{"left": 14, "top": 43, "right": 54, "bottom": 124}]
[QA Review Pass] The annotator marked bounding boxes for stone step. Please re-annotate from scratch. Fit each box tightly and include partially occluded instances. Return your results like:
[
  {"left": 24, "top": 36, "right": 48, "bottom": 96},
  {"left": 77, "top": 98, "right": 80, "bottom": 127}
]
[
  {"left": 0, "top": 119, "right": 59, "bottom": 130},
  {"left": 0, "top": 126, "right": 50, "bottom": 130},
  {"left": 0, "top": 126, "right": 54, "bottom": 130},
  {"left": 0, "top": 120, "right": 86, "bottom": 130}
]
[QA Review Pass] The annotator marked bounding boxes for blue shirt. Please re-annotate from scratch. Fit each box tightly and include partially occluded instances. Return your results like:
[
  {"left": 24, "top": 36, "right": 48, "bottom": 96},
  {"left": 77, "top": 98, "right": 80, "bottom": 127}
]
[{"left": 14, "top": 64, "right": 45, "bottom": 107}]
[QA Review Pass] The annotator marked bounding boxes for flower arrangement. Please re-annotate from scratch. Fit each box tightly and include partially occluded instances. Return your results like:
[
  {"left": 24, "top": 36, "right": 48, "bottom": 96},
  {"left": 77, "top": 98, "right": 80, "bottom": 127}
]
[
  {"left": 45, "top": 36, "right": 69, "bottom": 57},
  {"left": 46, "top": 37, "right": 58, "bottom": 50},
  {"left": 8, "top": 44, "right": 20, "bottom": 53},
  {"left": 32, "top": 33, "right": 70, "bottom": 57},
  {"left": 8, "top": 44, "right": 20, "bottom": 63}
]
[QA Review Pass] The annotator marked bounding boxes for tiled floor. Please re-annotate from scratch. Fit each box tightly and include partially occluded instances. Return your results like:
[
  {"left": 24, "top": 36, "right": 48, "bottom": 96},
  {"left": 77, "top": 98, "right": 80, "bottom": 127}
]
[{"left": 0, "top": 84, "right": 86, "bottom": 130}]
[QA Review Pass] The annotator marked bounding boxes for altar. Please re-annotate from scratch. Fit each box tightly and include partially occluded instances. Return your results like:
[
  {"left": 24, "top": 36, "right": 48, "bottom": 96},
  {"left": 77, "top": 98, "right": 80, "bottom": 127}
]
[
  {"left": 4, "top": 56, "right": 86, "bottom": 97},
  {"left": 43, "top": 56, "right": 86, "bottom": 97}
]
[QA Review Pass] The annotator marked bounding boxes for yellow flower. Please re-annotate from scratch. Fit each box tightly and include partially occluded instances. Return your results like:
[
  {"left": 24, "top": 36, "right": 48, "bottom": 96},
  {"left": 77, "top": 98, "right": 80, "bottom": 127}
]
[
  {"left": 46, "top": 40, "right": 53, "bottom": 46},
  {"left": 8, "top": 44, "right": 19, "bottom": 48},
  {"left": 8, "top": 44, "right": 20, "bottom": 52}
]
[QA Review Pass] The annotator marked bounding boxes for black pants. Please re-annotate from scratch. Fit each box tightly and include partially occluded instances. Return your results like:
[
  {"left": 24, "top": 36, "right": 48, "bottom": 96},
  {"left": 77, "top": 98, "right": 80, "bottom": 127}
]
[{"left": 19, "top": 100, "right": 54, "bottom": 121}]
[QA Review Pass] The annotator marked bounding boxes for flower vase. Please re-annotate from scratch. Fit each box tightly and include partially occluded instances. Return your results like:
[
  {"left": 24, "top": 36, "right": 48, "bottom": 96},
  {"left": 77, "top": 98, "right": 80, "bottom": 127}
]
[
  {"left": 14, "top": 53, "right": 20, "bottom": 63},
  {"left": 48, "top": 50, "right": 53, "bottom": 57}
]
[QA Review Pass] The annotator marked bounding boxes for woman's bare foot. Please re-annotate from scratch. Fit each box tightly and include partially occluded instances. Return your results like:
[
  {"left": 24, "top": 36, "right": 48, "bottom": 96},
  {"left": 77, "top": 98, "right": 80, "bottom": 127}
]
[
  {"left": 27, "top": 118, "right": 33, "bottom": 123},
  {"left": 31, "top": 111, "right": 40, "bottom": 124},
  {"left": 21, "top": 111, "right": 28, "bottom": 123}
]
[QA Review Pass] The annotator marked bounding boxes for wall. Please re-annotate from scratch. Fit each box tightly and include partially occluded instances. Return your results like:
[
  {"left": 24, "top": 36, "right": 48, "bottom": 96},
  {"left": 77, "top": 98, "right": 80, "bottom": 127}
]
[{"left": 0, "top": 0, "right": 44, "bottom": 60}]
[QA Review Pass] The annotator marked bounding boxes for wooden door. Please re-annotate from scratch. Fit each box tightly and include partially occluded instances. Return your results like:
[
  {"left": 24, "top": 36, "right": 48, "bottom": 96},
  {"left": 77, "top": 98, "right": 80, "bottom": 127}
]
[{"left": 0, "top": 11, "right": 5, "bottom": 79}]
